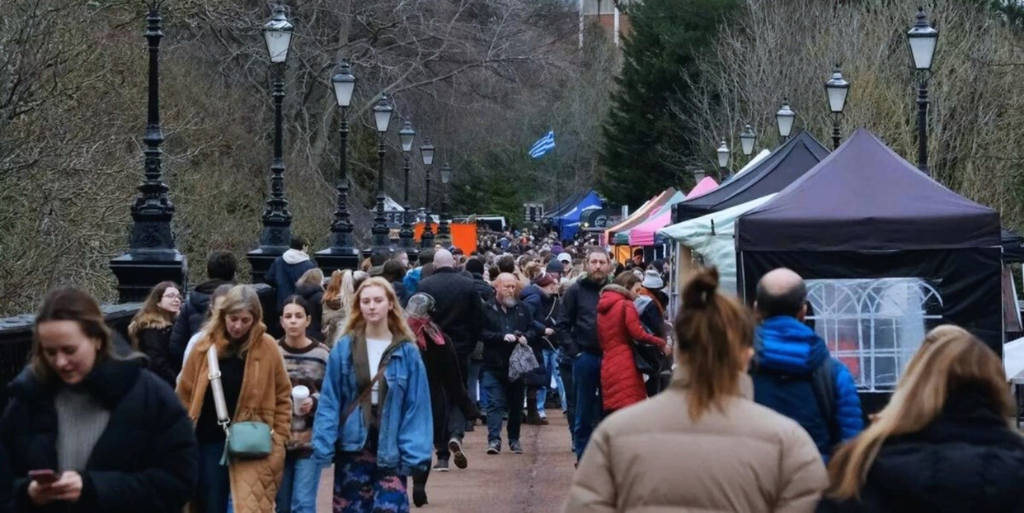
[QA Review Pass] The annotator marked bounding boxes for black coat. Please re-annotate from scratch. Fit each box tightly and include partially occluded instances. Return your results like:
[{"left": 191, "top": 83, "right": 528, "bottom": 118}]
[
  {"left": 555, "top": 275, "right": 607, "bottom": 355},
  {"left": 480, "top": 299, "right": 538, "bottom": 373},
  {"left": 417, "top": 267, "right": 485, "bottom": 356},
  {"left": 0, "top": 360, "right": 198, "bottom": 513},
  {"left": 819, "top": 389, "right": 1024, "bottom": 513},
  {"left": 470, "top": 273, "right": 495, "bottom": 304},
  {"left": 167, "top": 278, "right": 232, "bottom": 372},
  {"left": 295, "top": 283, "right": 325, "bottom": 342},
  {"left": 137, "top": 326, "right": 176, "bottom": 387}
]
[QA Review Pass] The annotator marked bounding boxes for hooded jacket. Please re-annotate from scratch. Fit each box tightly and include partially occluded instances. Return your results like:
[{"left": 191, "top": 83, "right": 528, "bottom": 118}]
[
  {"left": 751, "top": 316, "right": 863, "bottom": 459},
  {"left": 555, "top": 273, "right": 610, "bottom": 356},
  {"left": 596, "top": 285, "right": 665, "bottom": 412},
  {"left": 265, "top": 249, "right": 316, "bottom": 309},
  {"left": 2, "top": 360, "right": 198, "bottom": 513},
  {"left": 819, "top": 387, "right": 1024, "bottom": 513},
  {"left": 168, "top": 278, "right": 232, "bottom": 373}
]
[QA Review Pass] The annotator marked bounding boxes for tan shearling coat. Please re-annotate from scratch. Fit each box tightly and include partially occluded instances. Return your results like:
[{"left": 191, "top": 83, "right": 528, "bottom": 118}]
[
  {"left": 564, "top": 370, "right": 828, "bottom": 513},
  {"left": 176, "top": 333, "right": 292, "bottom": 513}
]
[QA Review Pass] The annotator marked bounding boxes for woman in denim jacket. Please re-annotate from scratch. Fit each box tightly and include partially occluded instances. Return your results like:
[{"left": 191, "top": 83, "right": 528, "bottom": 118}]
[{"left": 312, "top": 277, "right": 433, "bottom": 512}]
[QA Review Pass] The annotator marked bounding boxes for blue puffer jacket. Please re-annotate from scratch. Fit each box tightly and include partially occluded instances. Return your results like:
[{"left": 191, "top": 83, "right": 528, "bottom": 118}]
[
  {"left": 751, "top": 316, "right": 864, "bottom": 460},
  {"left": 311, "top": 334, "right": 433, "bottom": 476}
]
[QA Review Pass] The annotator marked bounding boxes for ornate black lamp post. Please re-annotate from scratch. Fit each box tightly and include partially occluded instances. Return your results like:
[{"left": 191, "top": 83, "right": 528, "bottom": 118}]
[
  {"left": 398, "top": 121, "right": 418, "bottom": 259},
  {"left": 716, "top": 140, "right": 730, "bottom": 180},
  {"left": 420, "top": 138, "right": 436, "bottom": 249},
  {"left": 247, "top": 5, "right": 296, "bottom": 282},
  {"left": 776, "top": 99, "right": 796, "bottom": 145},
  {"left": 825, "top": 65, "right": 850, "bottom": 151},
  {"left": 366, "top": 94, "right": 394, "bottom": 256},
  {"left": 316, "top": 61, "right": 359, "bottom": 274},
  {"left": 740, "top": 124, "right": 756, "bottom": 159},
  {"left": 110, "top": 1, "right": 188, "bottom": 302},
  {"left": 908, "top": 7, "right": 938, "bottom": 174},
  {"left": 437, "top": 163, "right": 453, "bottom": 243}
]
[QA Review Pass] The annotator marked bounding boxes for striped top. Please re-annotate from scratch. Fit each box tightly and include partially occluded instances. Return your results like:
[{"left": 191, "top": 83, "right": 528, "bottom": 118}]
[{"left": 277, "top": 339, "right": 330, "bottom": 456}]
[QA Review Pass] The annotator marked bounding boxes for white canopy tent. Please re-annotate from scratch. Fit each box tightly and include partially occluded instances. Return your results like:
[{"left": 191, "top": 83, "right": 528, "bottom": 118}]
[{"left": 1006, "top": 336, "right": 1024, "bottom": 383}]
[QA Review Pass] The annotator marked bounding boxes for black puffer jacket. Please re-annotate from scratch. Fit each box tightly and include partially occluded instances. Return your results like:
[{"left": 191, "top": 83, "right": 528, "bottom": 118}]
[
  {"left": 295, "top": 283, "right": 325, "bottom": 342},
  {"left": 819, "top": 388, "right": 1024, "bottom": 513},
  {"left": 555, "top": 274, "right": 608, "bottom": 356},
  {"left": 0, "top": 360, "right": 198, "bottom": 513},
  {"left": 167, "top": 278, "right": 232, "bottom": 372},
  {"left": 136, "top": 325, "right": 176, "bottom": 387},
  {"left": 417, "top": 267, "right": 485, "bottom": 356}
]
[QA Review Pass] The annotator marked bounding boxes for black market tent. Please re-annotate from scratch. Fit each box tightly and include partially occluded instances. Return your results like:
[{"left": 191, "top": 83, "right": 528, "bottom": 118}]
[
  {"left": 736, "top": 129, "right": 1002, "bottom": 374},
  {"left": 1003, "top": 229, "right": 1024, "bottom": 264},
  {"left": 672, "top": 130, "right": 830, "bottom": 224}
]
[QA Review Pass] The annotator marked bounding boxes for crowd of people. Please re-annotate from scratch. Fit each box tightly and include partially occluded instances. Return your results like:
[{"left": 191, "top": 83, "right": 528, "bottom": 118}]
[{"left": 2, "top": 229, "right": 1024, "bottom": 513}]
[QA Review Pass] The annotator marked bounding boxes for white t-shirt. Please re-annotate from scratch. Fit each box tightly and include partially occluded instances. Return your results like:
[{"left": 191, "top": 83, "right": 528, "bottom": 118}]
[{"left": 367, "top": 338, "right": 390, "bottom": 405}]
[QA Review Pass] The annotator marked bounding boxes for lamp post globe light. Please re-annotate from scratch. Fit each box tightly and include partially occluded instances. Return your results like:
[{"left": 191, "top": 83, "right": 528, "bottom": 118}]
[
  {"left": 716, "top": 140, "right": 730, "bottom": 179},
  {"left": 109, "top": 1, "right": 187, "bottom": 302},
  {"left": 367, "top": 94, "right": 394, "bottom": 256},
  {"left": 420, "top": 138, "right": 436, "bottom": 249},
  {"left": 776, "top": 99, "right": 796, "bottom": 144},
  {"left": 740, "top": 124, "right": 756, "bottom": 157},
  {"left": 438, "top": 163, "right": 452, "bottom": 241},
  {"left": 908, "top": 6, "right": 938, "bottom": 174},
  {"left": 316, "top": 61, "right": 360, "bottom": 275},
  {"left": 825, "top": 65, "right": 850, "bottom": 151},
  {"left": 692, "top": 168, "right": 706, "bottom": 182},
  {"left": 247, "top": 4, "right": 296, "bottom": 283},
  {"left": 397, "top": 120, "right": 418, "bottom": 259}
]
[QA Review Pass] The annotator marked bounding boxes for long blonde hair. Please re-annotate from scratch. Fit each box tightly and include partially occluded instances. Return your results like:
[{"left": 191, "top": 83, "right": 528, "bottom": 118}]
[
  {"left": 128, "top": 281, "right": 178, "bottom": 348},
  {"left": 341, "top": 277, "right": 415, "bottom": 342},
  {"left": 296, "top": 267, "right": 324, "bottom": 288},
  {"left": 826, "top": 325, "right": 1013, "bottom": 499},
  {"left": 197, "top": 285, "right": 266, "bottom": 358}
]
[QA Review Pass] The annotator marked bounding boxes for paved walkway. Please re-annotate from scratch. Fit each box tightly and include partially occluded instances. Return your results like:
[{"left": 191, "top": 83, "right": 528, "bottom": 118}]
[{"left": 316, "top": 413, "right": 578, "bottom": 512}]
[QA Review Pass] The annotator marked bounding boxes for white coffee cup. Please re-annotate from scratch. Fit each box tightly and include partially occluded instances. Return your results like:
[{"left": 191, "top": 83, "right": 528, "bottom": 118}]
[{"left": 291, "top": 385, "right": 310, "bottom": 416}]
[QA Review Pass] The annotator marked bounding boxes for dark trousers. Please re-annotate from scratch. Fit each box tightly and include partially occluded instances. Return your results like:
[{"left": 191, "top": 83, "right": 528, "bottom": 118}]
[
  {"left": 558, "top": 352, "right": 576, "bottom": 446},
  {"left": 572, "top": 351, "right": 602, "bottom": 461},
  {"left": 481, "top": 368, "right": 525, "bottom": 444},
  {"left": 447, "top": 350, "right": 472, "bottom": 444},
  {"left": 196, "top": 442, "right": 230, "bottom": 513}
]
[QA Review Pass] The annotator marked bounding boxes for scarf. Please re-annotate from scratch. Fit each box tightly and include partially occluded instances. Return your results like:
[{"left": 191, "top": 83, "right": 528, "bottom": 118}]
[
  {"left": 406, "top": 316, "right": 446, "bottom": 350},
  {"left": 351, "top": 328, "right": 404, "bottom": 428}
]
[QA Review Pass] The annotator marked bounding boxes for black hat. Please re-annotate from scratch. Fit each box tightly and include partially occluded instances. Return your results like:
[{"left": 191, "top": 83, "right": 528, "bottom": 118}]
[{"left": 545, "top": 259, "right": 564, "bottom": 274}]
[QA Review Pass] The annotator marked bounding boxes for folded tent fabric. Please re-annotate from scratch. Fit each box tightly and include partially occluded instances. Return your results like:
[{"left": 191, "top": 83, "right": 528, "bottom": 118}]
[{"left": 603, "top": 188, "right": 677, "bottom": 245}]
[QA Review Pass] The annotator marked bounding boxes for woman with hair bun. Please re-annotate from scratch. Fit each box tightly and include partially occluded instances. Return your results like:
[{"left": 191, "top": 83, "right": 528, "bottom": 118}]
[
  {"left": 820, "top": 325, "right": 1024, "bottom": 512},
  {"left": 565, "top": 267, "right": 827, "bottom": 512}
]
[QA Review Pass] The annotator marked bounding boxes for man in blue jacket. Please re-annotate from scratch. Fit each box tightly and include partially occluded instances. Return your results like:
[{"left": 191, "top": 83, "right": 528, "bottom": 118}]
[{"left": 751, "top": 268, "right": 864, "bottom": 460}]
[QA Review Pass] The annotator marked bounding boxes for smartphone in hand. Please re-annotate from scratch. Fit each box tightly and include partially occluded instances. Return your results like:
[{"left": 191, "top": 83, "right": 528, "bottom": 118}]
[{"left": 28, "top": 469, "right": 58, "bottom": 485}]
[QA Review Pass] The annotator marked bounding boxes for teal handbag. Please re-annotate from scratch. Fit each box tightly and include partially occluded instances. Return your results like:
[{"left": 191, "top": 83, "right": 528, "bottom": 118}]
[{"left": 207, "top": 349, "right": 273, "bottom": 465}]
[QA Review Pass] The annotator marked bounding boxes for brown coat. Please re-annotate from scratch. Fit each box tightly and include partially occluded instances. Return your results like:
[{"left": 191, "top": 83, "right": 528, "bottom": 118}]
[
  {"left": 176, "top": 333, "right": 292, "bottom": 513},
  {"left": 564, "top": 370, "right": 827, "bottom": 513}
]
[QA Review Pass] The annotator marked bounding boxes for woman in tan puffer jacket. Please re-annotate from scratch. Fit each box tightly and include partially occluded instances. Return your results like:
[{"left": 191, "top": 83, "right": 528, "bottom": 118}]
[{"left": 564, "top": 267, "right": 827, "bottom": 513}]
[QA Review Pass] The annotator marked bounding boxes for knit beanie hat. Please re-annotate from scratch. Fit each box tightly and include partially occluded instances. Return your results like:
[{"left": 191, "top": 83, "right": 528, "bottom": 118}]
[{"left": 545, "top": 259, "right": 565, "bottom": 274}]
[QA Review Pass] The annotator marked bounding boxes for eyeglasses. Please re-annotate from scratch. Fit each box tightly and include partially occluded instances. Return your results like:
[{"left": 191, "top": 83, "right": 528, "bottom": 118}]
[{"left": 162, "top": 293, "right": 182, "bottom": 301}]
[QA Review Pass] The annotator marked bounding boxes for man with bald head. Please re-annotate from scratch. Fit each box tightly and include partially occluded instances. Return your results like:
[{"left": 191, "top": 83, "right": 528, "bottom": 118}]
[
  {"left": 479, "top": 273, "right": 537, "bottom": 455},
  {"left": 417, "top": 248, "right": 487, "bottom": 470},
  {"left": 751, "top": 268, "right": 863, "bottom": 461}
]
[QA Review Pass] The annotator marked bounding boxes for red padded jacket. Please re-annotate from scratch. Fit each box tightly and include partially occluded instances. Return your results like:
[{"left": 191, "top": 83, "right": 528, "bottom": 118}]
[{"left": 596, "top": 285, "right": 666, "bottom": 412}]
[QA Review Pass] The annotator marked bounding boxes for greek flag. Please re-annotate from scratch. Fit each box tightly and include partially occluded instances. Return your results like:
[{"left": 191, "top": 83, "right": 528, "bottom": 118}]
[{"left": 528, "top": 130, "right": 556, "bottom": 159}]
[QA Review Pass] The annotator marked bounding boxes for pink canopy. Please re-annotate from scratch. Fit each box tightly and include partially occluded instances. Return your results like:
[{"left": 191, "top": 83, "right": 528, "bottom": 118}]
[{"left": 629, "top": 177, "right": 719, "bottom": 246}]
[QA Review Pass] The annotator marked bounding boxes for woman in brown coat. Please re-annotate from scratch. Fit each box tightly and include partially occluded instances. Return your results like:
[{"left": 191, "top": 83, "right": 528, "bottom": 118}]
[
  {"left": 176, "top": 285, "right": 292, "bottom": 513},
  {"left": 565, "top": 267, "right": 827, "bottom": 513}
]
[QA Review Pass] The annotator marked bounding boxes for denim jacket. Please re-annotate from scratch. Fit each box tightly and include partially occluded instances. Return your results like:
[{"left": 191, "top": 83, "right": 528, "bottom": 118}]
[{"left": 311, "top": 334, "right": 433, "bottom": 476}]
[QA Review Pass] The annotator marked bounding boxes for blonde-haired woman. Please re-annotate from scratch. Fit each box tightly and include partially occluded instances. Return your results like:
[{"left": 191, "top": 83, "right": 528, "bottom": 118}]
[
  {"left": 176, "top": 285, "right": 292, "bottom": 513},
  {"left": 129, "top": 280, "right": 182, "bottom": 386},
  {"left": 820, "top": 325, "right": 1024, "bottom": 512},
  {"left": 322, "top": 270, "right": 367, "bottom": 346},
  {"left": 312, "top": 277, "right": 432, "bottom": 512},
  {"left": 565, "top": 267, "right": 827, "bottom": 512}
]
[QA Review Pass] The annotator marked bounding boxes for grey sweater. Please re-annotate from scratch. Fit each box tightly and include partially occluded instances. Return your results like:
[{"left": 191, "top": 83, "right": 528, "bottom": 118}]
[{"left": 55, "top": 386, "right": 111, "bottom": 471}]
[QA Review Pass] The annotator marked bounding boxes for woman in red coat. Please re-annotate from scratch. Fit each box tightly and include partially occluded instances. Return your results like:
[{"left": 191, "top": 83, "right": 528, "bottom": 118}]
[{"left": 596, "top": 272, "right": 668, "bottom": 414}]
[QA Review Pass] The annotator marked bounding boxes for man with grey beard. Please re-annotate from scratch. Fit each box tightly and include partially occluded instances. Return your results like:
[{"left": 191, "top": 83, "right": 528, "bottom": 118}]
[{"left": 479, "top": 273, "right": 538, "bottom": 455}]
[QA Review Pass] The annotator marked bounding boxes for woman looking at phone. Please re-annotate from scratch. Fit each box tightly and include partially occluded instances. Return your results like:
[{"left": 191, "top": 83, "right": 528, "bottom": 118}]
[{"left": 0, "top": 288, "right": 198, "bottom": 512}]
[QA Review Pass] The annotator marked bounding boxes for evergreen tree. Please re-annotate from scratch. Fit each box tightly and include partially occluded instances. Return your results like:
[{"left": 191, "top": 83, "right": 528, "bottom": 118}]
[{"left": 599, "top": 0, "right": 739, "bottom": 207}]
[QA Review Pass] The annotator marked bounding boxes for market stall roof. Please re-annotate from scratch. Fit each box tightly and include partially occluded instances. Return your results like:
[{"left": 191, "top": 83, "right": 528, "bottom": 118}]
[
  {"left": 552, "top": 190, "right": 602, "bottom": 240},
  {"left": 1003, "top": 229, "right": 1024, "bottom": 264},
  {"left": 737, "top": 129, "right": 1000, "bottom": 252},
  {"left": 543, "top": 191, "right": 586, "bottom": 220},
  {"left": 629, "top": 177, "right": 719, "bottom": 246},
  {"left": 673, "top": 130, "right": 830, "bottom": 223},
  {"left": 614, "top": 190, "right": 688, "bottom": 245},
  {"left": 603, "top": 188, "right": 678, "bottom": 245}
]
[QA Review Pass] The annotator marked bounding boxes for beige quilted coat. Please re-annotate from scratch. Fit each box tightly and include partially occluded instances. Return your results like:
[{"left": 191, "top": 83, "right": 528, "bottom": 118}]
[{"left": 177, "top": 333, "right": 292, "bottom": 513}]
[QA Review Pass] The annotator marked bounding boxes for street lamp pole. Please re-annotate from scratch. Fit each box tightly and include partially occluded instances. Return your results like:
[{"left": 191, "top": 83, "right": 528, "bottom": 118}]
[
  {"left": 109, "top": 1, "right": 187, "bottom": 302},
  {"left": 825, "top": 65, "right": 850, "bottom": 151},
  {"left": 908, "top": 7, "right": 938, "bottom": 175},
  {"left": 398, "top": 121, "right": 418, "bottom": 259},
  {"left": 248, "top": 5, "right": 295, "bottom": 282},
  {"left": 368, "top": 94, "right": 393, "bottom": 255},
  {"left": 316, "top": 61, "right": 360, "bottom": 274},
  {"left": 420, "top": 138, "right": 435, "bottom": 249},
  {"left": 438, "top": 163, "right": 452, "bottom": 242}
]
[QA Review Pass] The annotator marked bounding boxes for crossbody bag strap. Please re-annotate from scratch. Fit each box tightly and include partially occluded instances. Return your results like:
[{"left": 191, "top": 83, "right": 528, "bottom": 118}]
[
  {"left": 338, "top": 346, "right": 400, "bottom": 428},
  {"left": 206, "top": 348, "right": 231, "bottom": 433}
]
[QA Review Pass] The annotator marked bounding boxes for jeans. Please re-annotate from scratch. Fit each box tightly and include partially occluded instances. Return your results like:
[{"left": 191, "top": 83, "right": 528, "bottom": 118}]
[
  {"left": 481, "top": 368, "right": 525, "bottom": 444},
  {"left": 573, "top": 351, "right": 602, "bottom": 461},
  {"left": 276, "top": 454, "right": 322, "bottom": 513},
  {"left": 196, "top": 442, "right": 230, "bottom": 513},
  {"left": 558, "top": 351, "right": 576, "bottom": 446},
  {"left": 536, "top": 349, "right": 561, "bottom": 414}
]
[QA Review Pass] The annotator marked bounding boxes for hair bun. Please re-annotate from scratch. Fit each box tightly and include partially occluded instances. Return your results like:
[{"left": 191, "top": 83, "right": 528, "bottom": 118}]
[{"left": 683, "top": 267, "right": 720, "bottom": 309}]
